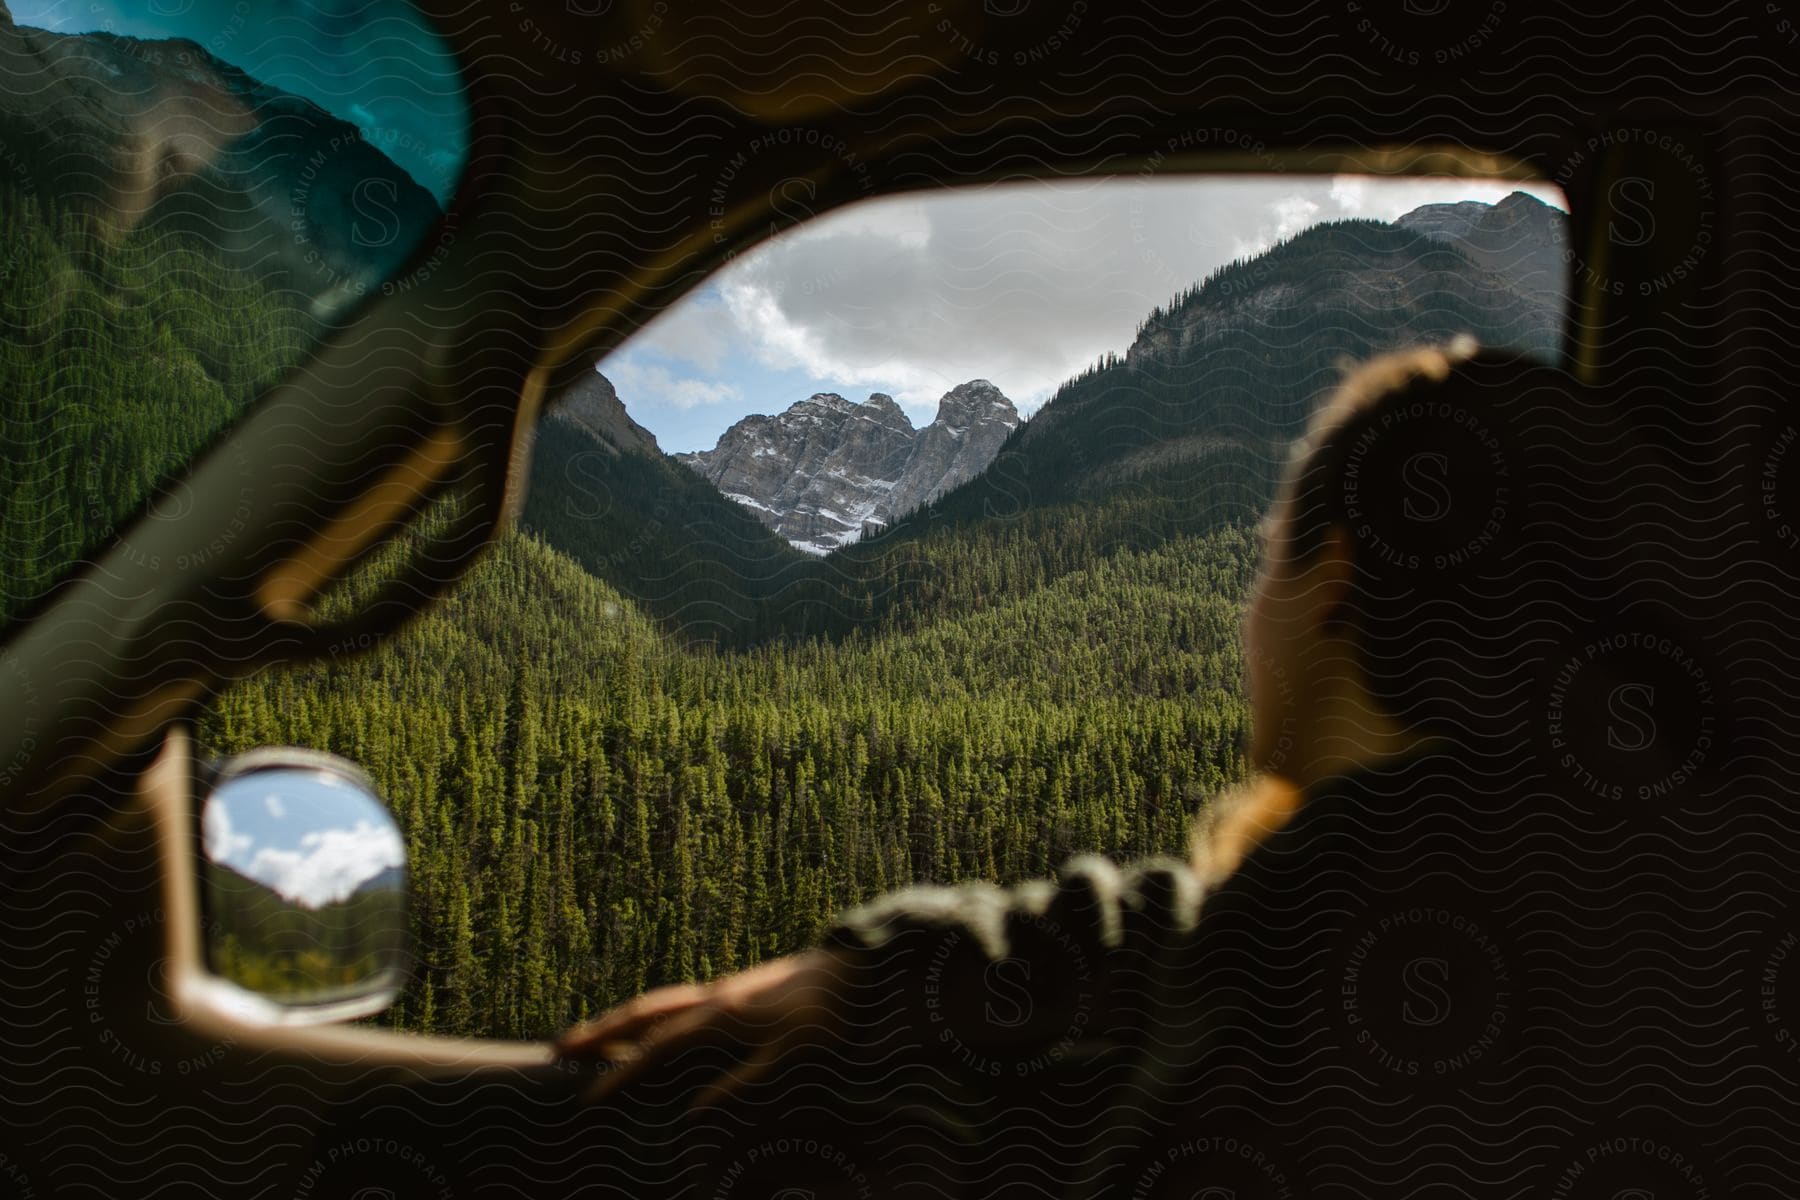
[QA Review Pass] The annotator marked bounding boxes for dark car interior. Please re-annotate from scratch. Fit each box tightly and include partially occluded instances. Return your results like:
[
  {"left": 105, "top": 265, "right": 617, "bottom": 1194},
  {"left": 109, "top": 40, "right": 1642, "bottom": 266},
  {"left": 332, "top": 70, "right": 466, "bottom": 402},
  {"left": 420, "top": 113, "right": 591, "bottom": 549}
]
[{"left": 4, "top": 0, "right": 1800, "bottom": 1196}]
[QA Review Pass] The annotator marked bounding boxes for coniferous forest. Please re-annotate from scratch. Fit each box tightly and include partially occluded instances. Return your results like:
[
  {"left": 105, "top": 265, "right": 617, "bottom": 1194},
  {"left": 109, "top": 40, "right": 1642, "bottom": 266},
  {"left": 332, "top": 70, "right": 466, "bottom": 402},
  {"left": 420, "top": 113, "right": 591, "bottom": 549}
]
[
  {"left": 197, "top": 523, "right": 1259, "bottom": 1035},
  {"left": 0, "top": 112, "right": 1561, "bottom": 1035}
]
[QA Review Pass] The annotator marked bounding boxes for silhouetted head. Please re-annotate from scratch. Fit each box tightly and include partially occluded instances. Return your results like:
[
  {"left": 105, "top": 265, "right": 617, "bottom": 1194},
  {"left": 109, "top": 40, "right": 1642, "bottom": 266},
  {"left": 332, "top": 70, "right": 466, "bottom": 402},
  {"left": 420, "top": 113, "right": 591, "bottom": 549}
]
[
  {"left": 1203, "top": 339, "right": 1714, "bottom": 875},
  {"left": 1246, "top": 339, "right": 1639, "bottom": 781}
]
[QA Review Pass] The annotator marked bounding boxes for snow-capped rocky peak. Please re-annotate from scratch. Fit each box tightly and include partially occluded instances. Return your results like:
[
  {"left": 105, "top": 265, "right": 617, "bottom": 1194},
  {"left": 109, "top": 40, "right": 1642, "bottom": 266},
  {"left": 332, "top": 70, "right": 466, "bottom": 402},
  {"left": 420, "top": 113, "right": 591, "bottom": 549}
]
[
  {"left": 927, "top": 378, "right": 1014, "bottom": 440},
  {"left": 863, "top": 393, "right": 910, "bottom": 425},
  {"left": 679, "top": 381, "right": 1020, "bottom": 555},
  {"left": 936, "top": 379, "right": 1010, "bottom": 417}
]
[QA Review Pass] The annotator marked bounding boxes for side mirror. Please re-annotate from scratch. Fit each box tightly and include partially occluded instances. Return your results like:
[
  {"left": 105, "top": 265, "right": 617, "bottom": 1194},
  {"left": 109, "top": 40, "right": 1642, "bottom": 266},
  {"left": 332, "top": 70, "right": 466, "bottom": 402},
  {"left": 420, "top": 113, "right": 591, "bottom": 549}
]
[{"left": 196, "top": 748, "right": 409, "bottom": 1024}]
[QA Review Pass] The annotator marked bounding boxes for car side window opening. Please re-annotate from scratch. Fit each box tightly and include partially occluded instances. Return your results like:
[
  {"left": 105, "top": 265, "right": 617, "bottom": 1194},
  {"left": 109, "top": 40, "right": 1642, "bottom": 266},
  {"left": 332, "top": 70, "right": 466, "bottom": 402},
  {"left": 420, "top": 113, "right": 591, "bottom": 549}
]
[{"left": 207, "top": 175, "right": 1568, "bottom": 1038}]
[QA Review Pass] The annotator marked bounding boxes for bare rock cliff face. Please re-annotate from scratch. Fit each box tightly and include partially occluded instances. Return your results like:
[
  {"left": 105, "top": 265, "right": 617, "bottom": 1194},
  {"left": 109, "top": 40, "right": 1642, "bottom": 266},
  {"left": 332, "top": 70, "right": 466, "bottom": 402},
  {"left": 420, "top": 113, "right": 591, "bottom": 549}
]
[
  {"left": 679, "top": 380, "right": 1019, "bottom": 554},
  {"left": 545, "top": 370, "right": 661, "bottom": 458},
  {"left": 1396, "top": 190, "right": 1569, "bottom": 310},
  {"left": 883, "top": 380, "right": 1019, "bottom": 519}
]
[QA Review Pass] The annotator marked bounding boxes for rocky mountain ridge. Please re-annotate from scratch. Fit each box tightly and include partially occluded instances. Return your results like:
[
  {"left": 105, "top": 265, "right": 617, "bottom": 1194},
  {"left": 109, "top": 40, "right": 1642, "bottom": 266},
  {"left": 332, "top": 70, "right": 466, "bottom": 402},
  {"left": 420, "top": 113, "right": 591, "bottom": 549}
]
[
  {"left": 537, "top": 192, "right": 1564, "bottom": 577},
  {"left": 677, "top": 380, "right": 1020, "bottom": 554},
  {"left": 1395, "top": 190, "right": 1568, "bottom": 310},
  {"left": 1121, "top": 191, "right": 1564, "bottom": 373},
  {"left": 906, "top": 194, "right": 1568, "bottom": 537},
  {"left": 546, "top": 369, "right": 662, "bottom": 458}
]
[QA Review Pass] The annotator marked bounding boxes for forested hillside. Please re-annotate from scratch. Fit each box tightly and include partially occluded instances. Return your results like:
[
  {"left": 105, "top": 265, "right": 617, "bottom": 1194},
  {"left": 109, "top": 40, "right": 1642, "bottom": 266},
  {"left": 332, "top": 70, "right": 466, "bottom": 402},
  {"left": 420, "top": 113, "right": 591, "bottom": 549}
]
[
  {"left": 0, "top": 5, "right": 442, "bottom": 623},
  {"left": 0, "top": 173, "right": 319, "bottom": 621},
  {"left": 197, "top": 524, "right": 1257, "bottom": 1034},
  {"left": 522, "top": 416, "right": 806, "bottom": 646},
  {"left": 884, "top": 219, "right": 1558, "bottom": 531}
]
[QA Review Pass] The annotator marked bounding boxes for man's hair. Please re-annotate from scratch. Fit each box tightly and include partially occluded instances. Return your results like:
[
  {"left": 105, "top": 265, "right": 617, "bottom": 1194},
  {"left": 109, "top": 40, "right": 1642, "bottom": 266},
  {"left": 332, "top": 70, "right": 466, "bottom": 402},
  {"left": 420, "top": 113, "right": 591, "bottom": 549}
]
[
  {"left": 1276, "top": 339, "right": 1623, "bottom": 743},
  {"left": 1275, "top": 335, "right": 1484, "bottom": 564}
]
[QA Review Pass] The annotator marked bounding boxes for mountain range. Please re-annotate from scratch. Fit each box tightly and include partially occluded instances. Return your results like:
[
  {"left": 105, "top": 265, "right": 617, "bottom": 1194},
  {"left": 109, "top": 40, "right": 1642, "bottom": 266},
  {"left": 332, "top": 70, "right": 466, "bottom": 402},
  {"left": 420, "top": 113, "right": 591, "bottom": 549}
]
[
  {"left": 913, "top": 198, "right": 1565, "bottom": 534},
  {"left": 0, "top": 0, "right": 1570, "bottom": 645},
  {"left": 590, "top": 192, "right": 1567, "bottom": 562},
  {"left": 511, "top": 191, "right": 1569, "bottom": 643},
  {"left": 0, "top": 0, "right": 1571, "bottom": 639}
]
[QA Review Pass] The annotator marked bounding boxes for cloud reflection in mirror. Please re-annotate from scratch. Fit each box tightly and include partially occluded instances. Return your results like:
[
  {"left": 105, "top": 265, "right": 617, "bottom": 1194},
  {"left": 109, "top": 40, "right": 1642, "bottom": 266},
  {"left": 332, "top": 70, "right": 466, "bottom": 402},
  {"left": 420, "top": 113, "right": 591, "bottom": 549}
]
[
  {"left": 200, "top": 758, "right": 409, "bottom": 1013},
  {"left": 203, "top": 768, "right": 405, "bottom": 909}
]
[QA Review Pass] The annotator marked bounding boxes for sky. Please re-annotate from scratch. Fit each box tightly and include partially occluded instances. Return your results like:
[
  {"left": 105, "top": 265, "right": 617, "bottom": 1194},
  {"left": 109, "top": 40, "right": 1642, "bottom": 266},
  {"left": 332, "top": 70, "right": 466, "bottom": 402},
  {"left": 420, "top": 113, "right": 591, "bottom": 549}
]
[
  {"left": 11, "top": 0, "right": 466, "bottom": 202},
  {"left": 604, "top": 175, "right": 1567, "bottom": 454},
  {"left": 203, "top": 769, "right": 405, "bottom": 909}
]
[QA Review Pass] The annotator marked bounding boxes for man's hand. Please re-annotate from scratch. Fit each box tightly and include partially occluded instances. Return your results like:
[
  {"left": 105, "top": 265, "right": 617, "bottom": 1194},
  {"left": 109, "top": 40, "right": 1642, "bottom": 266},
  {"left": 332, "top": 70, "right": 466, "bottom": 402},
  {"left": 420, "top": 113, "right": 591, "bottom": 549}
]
[{"left": 557, "top": 950, "right": 849, "bottom": 1108}]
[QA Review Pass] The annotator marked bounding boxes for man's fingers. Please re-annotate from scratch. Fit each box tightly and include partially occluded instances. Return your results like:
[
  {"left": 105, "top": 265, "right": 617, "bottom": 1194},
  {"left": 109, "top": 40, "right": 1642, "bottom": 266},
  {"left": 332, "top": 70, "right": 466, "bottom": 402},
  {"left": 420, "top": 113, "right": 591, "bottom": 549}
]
[
  {"left": 558, "top": 983, "right": 710, "bottom": 1055},
  {"left": 689, "top": 1027, "right": 801, "bottom": 1111},
  {"left": 566, "top": 950, "right": 850, "bottom": 1108},
  {"left": 582, "top": 1001, "right": 752, "bottom": 1105}
]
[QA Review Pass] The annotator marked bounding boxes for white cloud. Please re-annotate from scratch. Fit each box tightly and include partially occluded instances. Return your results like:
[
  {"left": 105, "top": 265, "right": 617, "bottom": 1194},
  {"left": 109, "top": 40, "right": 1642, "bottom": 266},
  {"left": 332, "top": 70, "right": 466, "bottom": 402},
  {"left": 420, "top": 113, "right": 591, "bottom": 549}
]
[
  {"left": 607, "top": 359, "right": 743, "bottom": 413},
  {"left": 207, "top": 787, "right": 404, "bottom": 909},
  {"left": 1273, "top": 195, "right": 1324, "bottom": 240},
  {"left": 244, "top": 820, "right": 405, "bottom": 909},
  {"left": 625, "top": 289, "right": 739, "bottom": 372},
  {"left": 1327, "top": 174, "right": 1373, "bottom": 214},
  {"left": 203, "top": 802, "right": 252, "bottom": 863}
]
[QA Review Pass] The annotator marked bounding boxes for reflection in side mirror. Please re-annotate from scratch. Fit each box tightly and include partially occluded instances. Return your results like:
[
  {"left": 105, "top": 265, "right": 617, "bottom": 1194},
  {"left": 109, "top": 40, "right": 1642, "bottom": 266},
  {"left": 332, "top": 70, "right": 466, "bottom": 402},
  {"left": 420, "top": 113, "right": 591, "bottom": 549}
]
[{"left": 198, "top": 749, "right": 408, "bottom": 1025}]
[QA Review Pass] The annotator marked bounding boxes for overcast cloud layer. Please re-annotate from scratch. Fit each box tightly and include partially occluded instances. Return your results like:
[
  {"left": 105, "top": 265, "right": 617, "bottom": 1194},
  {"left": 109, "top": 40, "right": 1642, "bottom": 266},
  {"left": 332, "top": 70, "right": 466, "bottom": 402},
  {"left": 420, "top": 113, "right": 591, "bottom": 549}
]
[{"left": 605, "top": 175, "right": 1565, "bottom": 454}]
